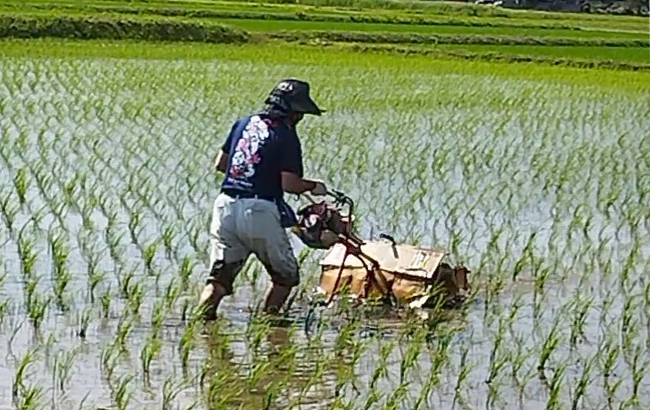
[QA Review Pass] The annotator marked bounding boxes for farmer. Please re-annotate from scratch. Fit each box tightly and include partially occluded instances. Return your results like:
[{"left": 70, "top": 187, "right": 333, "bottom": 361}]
[{"left": 198, "top": 79, "right": 329, "bottom": 321}]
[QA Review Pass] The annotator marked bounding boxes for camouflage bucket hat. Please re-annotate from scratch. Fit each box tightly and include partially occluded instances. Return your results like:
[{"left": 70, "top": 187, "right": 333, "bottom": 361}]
[{"left": 265, "top": 79, "right": 325, "bottom": 116}]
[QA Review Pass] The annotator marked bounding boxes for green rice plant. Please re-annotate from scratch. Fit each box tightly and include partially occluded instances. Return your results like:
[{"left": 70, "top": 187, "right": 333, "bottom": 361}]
[
  {"left": 161, "top": 223, "right": 176, "bottom": 259},
  {"left": 150, "top": 299, "right": 166, "bottom": 339},
  {"left": 186, "top": 219, "right": 205, "bottom": 258},
  {"left": 451, "top": 342, "right": 473, "bottom": 410},
  {"left": 80, "top": 195, "right": 97, "bottom": 232},
  {"left": 48, "top": 230, "right": 71, "bottom": 311},
  {"left": 100, "top": 285, "right": 112, "bottom": 318},
  {"left": 25, "top": 279, "right": 49, "bottom": 330},
  {"left": 569, "top": 294, "right": 593, "bottom": 348},
  {"left": 16, "top": 384, "right": 45, "bottom": 410},
  {"left": 538, "top": 318, "right": 562, "bottom": 378},
  {"left": 113, "top": 373, "right": 134, "bottom": 410},
  {"left": 0, "top": 189, "right": 19, "bottom": 234},
  {"left": 162, "top": 377, "right": 188, "bottom": 410},
  {"left": 13, "top": 347, "right": 38, "bottom": 402},
  {"left": 600, "top": 337, "right": 619, "bottom": 379},
  {"left": 143, "top": 240, "right": 157, "bottom": 275},
  {"left": 179, "top": 316, "right": 199, "bottom": 371},
  {"left": 398, "top": 325, "right": 426, "bottom": 384},
  {"left": 571, "top": 354, "right": 595, "bottom": 410},
  {"left": 0, "top": 295, "right": 8, "bottom": 327},
  {"left": 115, "top": 314, "right": 134, "bottom": 352},
  {"left": 105, "top": 224, "right": 125, "bottom": 267},
  {"left": 117, "top": 269, "right": 135, "bottom": 299},
  {"left": 627, "top": 346, "right": 646, "bottom": 404},
  {"left": 100, "top": 343, "right": 120, "bottom": 382},
  {"left": 17, "top": 229, "right": 37, "bottom": 278},
  {"left": 164, "top": 277, "right": 181, "bottom": 310},
  {"left": 178, "top": 257, "right": 193, "bottom": 291},
  {"left": 369, "top": 340, "right": 395, "bottom": 390},
  {"left": 13, "top": 167, "right": 29, "bottom": 206},
  {"left": 127, "top": 280, "right": 144, "bottom": 315},
  {"left": 180, "top": 297, "right": 192, "bottom": 322},
  {"left": 546, "top": 363, "right": 567, "bottom": 410},
  {"left": 509, "top": 334, "right": 531, "bottom": 394},
  {"left": 44, "top": 333, "right": 58, "bottom": 365},
  {"left": 382, "top": 382, "right": 410, "bottom": 410},
  {"left": 486, "top": 316, "right": 508, "bottom": 385},
  {"left": 12, "top": 345, "right": 47, "bottom": 410},
  {"left": 140, "top": 335, "right": 161, "bottom": 379},
  {"left": 62, "top": 173, "right": 81, "bottom": 211},
  {"left": 604, "top": 375, "right": 624, "bottom": 409},
  {"left": 54, "top": 346, "right": 79, "bottom": 393},
  {"left": 205, "top": 371, "right": 241, "bottom": 409},
  {"left": 620, "top": 294, "right": 638, "bottom": 334},
  {"left": 87, "top": 262, "right": 104, "bottom": 304},
  {"left": 77, "top": 306, "right": 92, "bottom": 338},
  {"left": 127, "top": 209, "right": 142, "bottom": 247}
]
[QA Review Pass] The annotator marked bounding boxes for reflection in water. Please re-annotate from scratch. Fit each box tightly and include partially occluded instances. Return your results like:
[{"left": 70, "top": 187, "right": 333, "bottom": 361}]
[{"left": 198, "top": 316, "right": 341, "bottom": 410}]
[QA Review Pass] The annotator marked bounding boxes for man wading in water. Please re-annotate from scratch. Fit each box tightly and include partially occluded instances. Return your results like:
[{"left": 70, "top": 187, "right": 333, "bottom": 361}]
[{"left": 198, "top": 79, "right": 329, "bottom": 321}]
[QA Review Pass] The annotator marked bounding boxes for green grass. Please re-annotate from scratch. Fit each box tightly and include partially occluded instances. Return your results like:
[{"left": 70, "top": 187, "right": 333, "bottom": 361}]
[
  {"left": 2, "top": 0, "right": 648, "bottom": 68},
  {"left": 214, "top": 17, "right": 648, "bottom": 40},
  {"left": 1, "top": 12, "right": 647, "bottom": 68},
  {"left": 8, "top": 0, "right": 650, "bottom": 32},
  {"left": 438, "top": 44, "right": 650, "bottom": 63},
  {"left": 110, "top": 0, "right": 647, "bottom": 21}
]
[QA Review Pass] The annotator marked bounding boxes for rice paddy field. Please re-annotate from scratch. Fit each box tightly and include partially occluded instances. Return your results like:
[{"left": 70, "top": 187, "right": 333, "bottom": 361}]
[{"left": 1, "top": 1, "right": 650, "bottom": 409}]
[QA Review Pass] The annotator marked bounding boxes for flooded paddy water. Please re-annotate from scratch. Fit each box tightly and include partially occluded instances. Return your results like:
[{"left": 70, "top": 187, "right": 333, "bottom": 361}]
[{"left": 0, "top": 41, "right": 649, "bottom": 410}]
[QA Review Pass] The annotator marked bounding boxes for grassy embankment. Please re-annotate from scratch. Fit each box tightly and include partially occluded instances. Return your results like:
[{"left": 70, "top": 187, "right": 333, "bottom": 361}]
[{"left": 0, "top": 0, "right": 648, "bottom": 68}]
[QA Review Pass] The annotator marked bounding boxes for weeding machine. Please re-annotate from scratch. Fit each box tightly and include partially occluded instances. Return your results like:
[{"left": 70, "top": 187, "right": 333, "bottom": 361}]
[{"left": 291, "top": 190, "right": 471, "bottom": 309}]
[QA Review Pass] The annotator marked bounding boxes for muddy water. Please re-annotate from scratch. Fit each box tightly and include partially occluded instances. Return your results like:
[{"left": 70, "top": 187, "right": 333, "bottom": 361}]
[{"left": 0, "top": 49, "right": 649, "bottom": 410}]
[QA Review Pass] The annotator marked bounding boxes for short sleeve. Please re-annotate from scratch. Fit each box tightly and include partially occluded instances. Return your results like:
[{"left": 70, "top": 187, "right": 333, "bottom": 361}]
[
  {"left": 280, "top": 133, "right": 304, "bottom": 178},
  {"left": 221, "top": 119, "right": 241, "bottom": 154}
]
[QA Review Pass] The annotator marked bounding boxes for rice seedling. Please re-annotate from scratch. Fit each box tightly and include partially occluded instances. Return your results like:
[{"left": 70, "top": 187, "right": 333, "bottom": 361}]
[
  {"left": 53, "top": 346, "right": 79, "bottom": 393},
  {"left": 74, "top": 306, "right": 91, "bottom": 338},
  {"left": 17, "top": 229, "right": 37, "bottom": 278},
  {"left": 140, "top": 334, "right": 162, "bottom": 379},
  {"left": 49, "top": 230, "right": 72, "bottom": 311},
  {"left": 0, "top": 189, "right": 19, "bottom": 234},
  {"left": 113, "top": 373, "right": 135, "bottom": 410},
  {"left": 546, "top": 363, "right": 567, "bottom": 410},
  {"left": 13, "top": 167, "right": 29, "bottom": 207},
  {"left": 100, "top": 285, "right": 113, "bottom": 319},
  {"left": 162, "top": 377, "right": 188, "bottom": 410},
  {"left": 115, "top": 314, "right": 135, "bottom": 353}
]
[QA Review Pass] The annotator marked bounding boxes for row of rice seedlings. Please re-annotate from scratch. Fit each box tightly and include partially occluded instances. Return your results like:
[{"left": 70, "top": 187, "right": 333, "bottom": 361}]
[{"left": 0, "top": 47, "right": 647, "bottom": 409}]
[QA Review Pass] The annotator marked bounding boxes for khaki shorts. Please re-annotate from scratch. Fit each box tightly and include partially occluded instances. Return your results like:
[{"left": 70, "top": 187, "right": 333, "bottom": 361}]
[{"left": 207, "top": 193, "right": 299, "bottom": 294}]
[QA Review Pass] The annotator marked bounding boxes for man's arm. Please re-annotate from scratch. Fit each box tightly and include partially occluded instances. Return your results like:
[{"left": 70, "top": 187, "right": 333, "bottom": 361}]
[
  {"left": 280, "top": 134, "right": 327, "bottom": 195},
  {"left": 281, "top": 172, "right": 317, "bottom": 194},
  {"left": 214, "top": 150, "right": 229, "bottom": 173},
  {"left": 214, "top": 119, "right": 241, "bottom": 173}
]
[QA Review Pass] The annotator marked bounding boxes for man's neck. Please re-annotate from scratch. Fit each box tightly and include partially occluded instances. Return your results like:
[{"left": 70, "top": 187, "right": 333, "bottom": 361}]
[{"left": 281, "top": 117, "right": 295, "bottom": 129}]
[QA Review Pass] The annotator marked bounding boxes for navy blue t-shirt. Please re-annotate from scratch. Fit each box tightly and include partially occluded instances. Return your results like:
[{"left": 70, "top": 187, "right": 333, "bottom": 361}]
[{"left": 220, "top": 113, "right": 303, "bottom": 199}]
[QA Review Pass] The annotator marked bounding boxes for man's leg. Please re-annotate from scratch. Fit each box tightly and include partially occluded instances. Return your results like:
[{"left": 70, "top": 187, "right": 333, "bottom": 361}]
[
  {"left": 244, "top": 202, "right": 300, "bottom": 315},
  {"left": 199, "top": 259, "right": 245, "bottom": 320},
  {"left": 263, "top": 282, "right": 293, "bottom": 315},
  {"left": 199, "top": 194, "right": 248, "bottom": 320}
]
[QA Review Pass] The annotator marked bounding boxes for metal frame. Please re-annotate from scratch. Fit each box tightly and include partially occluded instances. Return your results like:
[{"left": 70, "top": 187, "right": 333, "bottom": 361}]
[{"left": 324, "top": 191, "right": 394, "bottom": 305}]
